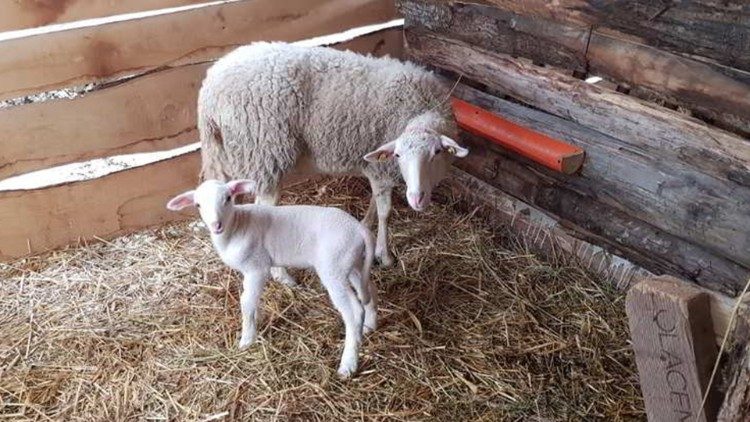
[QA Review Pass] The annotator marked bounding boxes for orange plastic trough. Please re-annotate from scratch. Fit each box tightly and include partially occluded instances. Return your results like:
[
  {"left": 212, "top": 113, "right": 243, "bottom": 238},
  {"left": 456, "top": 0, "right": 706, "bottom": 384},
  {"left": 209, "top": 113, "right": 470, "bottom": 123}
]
[{"left": 451, "top": 97, "right": 585, "bottom": 174}]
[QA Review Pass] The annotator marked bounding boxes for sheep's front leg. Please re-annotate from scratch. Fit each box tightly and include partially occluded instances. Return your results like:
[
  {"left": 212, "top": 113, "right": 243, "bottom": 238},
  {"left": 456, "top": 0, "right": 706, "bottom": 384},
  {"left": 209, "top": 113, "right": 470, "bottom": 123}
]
[
  {"left": 239, "top": 270, "right": 268, "bottom": 349},
  {"left": 255, "top": 191, "right": 297, "bottom": 287},
  {"left": 369, "top": 179, "right": 394, "bottom": 267}
]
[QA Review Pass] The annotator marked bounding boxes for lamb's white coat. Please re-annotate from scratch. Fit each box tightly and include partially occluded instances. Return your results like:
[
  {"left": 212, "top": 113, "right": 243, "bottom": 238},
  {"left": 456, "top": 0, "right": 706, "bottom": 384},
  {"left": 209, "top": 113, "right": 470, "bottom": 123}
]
[
  {"left": 167, "top": 179, "right": 377, "bottom": 378},
  {"left": 198, "top": 42, "right": 468, "bottom": 284}
]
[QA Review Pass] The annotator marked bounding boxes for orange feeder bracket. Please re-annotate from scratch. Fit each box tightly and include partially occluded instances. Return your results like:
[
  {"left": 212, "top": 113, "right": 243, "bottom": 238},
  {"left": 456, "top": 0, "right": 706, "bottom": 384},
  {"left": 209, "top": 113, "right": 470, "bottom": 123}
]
[{"left": 451, "top": 97, "right": 585, "bottom": 175}]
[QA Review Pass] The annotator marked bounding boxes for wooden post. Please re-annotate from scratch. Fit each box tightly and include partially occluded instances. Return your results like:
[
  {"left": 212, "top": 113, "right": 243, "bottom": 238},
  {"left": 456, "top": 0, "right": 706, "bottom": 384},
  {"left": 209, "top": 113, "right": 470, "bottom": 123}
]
[{"left": 626, "top": 276, "right": 721, "bottom": 421}]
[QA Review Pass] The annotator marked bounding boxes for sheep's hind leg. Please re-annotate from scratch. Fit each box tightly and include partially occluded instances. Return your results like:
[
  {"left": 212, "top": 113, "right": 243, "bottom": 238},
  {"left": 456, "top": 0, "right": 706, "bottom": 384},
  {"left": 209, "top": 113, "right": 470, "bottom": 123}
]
[{"left": 255, "top": 191, "right": 298, "bottom": 287}]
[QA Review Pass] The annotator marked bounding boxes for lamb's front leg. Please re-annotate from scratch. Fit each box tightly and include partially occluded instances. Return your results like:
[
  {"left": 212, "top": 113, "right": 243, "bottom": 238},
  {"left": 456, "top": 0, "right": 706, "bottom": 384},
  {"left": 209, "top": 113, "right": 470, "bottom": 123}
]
[
  {"left": 239, "top": 270, "right": 268, "bottom": 349},
  {"left": 254, "top": 191, "right": 297, "bottom": 287}
]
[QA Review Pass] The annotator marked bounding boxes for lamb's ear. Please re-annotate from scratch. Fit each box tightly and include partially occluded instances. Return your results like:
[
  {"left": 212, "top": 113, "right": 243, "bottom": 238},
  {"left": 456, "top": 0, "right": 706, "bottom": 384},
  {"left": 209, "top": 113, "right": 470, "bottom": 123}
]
[
  {"left": 440, "top": 136, "right": 469, "bottom": 158},
  {"left": 226, "top": 179, "right": 256, "bottom": 196},
  {"left": 364, "top": 141, "right": 397, "bottom": 163},
  {"left": 166, "top": 191, "right": 195, "bottom": 211}
]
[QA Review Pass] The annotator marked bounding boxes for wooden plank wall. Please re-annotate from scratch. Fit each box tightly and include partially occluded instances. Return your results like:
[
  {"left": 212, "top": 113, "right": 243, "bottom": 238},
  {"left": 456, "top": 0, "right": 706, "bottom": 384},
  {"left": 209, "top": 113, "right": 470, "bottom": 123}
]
[
  {"left": 0, "top": 1, "right": 209, "bottom": 32},
  {"left": 400, "top": 0, "right": 750, "bottom": 295},
  {"left": 0, "top": 0, "right": 402, "bottom": 261},
  {"left": 0, "top": 0, "right": 397, "bottom": 101}
]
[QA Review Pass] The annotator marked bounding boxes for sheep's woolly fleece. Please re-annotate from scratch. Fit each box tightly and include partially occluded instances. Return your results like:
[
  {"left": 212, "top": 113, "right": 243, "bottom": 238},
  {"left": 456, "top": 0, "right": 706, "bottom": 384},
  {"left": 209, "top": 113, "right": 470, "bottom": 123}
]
[
  {"left": 198, "top": 42, "right": 457, "bottom": 193},
  {"left": 0, "top": 177, "right": 644, "bottom": 420}
]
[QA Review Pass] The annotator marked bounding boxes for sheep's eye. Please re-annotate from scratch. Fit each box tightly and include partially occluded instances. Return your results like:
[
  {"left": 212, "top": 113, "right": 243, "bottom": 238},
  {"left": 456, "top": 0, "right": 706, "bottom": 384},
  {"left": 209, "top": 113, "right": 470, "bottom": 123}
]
[
  {"left": 225, "top": 196, "right": 231, "bottom": 203},
  {"left": 435, "top": 149, "right": 442, "bottom": 155},
  {"left": 394, "top": 153, "right": 400, "bottom": 158},
  {"left": 195, "top": 203, "right": 201, "bottom": 208}
]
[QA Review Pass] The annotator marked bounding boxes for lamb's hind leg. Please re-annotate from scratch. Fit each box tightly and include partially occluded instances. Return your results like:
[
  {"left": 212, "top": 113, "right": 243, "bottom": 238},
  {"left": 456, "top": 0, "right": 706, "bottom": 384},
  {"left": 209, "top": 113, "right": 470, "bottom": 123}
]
[
  {"left": 321, "top": 271, "right": 364, "bottom": 378},
  {"left": 255, "top": 191, "right": 297, "bottom": 287}
]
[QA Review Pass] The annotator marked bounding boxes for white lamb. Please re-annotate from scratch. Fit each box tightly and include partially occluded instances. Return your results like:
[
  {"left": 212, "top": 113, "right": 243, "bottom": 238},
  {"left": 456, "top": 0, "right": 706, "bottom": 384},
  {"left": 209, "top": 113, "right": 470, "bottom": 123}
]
[
  {"left": 199, "top": 42, "right": 469, "bottom": 286},
  {"left": 167, "top": 179, "right": 377, "bottom": 378}
]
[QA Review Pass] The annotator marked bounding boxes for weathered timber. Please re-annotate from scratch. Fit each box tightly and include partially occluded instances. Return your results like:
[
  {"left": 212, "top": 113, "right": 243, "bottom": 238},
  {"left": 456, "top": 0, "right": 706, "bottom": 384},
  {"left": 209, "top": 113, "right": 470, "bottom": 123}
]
[
  {"left": 718, "top": 309, "right": 750, "bottom": 421},
  {"left": 450, "top": 83, "right": 750, "bottom": 294},
  {"left": 430, "top": 0, "right": 750, "bottom": 73},
  {"left": 0, "top": 0, "right": 397, "bottom": 101},
  {"left": 405, "top": 31, "right": 750, "bottom": 265},
  {"left": 0, "top": 1, "right": 207, "bottom": 32},
  {"left": 0, "top": 152, "right": 200, "bottom": 261},
  {"left": 0, "top": 27, "right": 403, "bottom": 179},
  {"left": 626, "top": 276, "right": 720, "bottom": 421},
  {"left": 400, "top": 0, "right": 750, "bottom": 135}
]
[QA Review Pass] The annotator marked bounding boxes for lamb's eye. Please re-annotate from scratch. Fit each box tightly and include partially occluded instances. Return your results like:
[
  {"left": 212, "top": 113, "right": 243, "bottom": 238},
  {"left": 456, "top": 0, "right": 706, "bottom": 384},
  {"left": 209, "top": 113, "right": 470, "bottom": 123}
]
[
  {"left": 196, "top": 203, "right": 201, "bottom": 208},
  {"left": 435, "top": 149, "right": 442, "bottom": 155},
  {"left": 394, "top": 153, "right": 401, "bottom": 158},
  {"left": 225, "top": 196, "right": 231, "bottom": 203}
]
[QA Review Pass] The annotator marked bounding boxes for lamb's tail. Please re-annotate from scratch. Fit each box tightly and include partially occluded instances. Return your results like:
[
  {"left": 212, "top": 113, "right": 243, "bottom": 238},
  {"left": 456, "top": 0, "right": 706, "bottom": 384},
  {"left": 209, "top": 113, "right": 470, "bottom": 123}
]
[{"left": 356, "top": 224, "right": 376, "bottom": 305}]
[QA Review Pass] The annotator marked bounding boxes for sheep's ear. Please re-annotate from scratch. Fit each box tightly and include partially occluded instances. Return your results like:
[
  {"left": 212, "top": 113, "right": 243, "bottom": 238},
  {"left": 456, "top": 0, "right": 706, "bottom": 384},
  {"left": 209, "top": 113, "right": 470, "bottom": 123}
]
[
  {"left": 440, "top": 136, "right": 469, "bottom": 158},
  {"left": 364, "top": 141, "right": 397, "bottom": 163},
  {"left": 227, "top": 179, "right": 255, "bottom": 196},
  {"left": 166, "top": 191, "right": 195, "bottom": 211}
]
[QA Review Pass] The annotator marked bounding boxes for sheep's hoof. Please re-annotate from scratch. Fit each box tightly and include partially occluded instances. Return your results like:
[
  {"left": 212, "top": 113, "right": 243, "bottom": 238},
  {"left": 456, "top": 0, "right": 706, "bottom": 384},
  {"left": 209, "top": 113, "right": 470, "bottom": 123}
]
[
  {"left": 238, "top": 334, "right": 256, "bottom": 349},
  {"left": 337, "top": 364, "right": 357, "bottom": 379},
  {"left": 375, "top": 253, "right": 394, "bottom": 267}
]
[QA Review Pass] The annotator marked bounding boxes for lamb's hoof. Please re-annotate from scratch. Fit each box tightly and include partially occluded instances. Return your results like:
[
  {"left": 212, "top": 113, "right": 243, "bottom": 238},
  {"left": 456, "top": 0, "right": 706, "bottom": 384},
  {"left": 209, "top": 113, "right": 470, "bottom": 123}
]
[
  {"left": 363, "top": 323, "right": 376, "bottom": 336},
  {"left": 375, "top": 253, "right": 394, "bottom": 267},
  {"left": 337, "top": 364, "right": 357, "bottom": 379},
  {"left": 275, "top": 275, "right": 298, "bottom": 287},
  {"left": 271, "top": 269, "right": 298, "bottom": 287}
]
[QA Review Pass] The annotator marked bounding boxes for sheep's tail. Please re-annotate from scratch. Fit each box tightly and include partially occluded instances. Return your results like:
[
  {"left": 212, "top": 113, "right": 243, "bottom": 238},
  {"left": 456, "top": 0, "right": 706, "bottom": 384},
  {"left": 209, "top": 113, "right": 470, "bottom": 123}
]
[
  {"left": 357, "top": 224, "right": 376, "bottom": 305},
  {"left": 198, "top": 112, "right": 229, "bottom": 182}
]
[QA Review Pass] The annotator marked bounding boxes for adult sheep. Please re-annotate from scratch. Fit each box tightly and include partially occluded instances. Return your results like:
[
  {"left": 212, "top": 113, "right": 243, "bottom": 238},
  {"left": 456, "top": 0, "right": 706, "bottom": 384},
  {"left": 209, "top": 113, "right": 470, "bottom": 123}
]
[{"left": 199, "top": 42, "right": 468, "bottom": 285}]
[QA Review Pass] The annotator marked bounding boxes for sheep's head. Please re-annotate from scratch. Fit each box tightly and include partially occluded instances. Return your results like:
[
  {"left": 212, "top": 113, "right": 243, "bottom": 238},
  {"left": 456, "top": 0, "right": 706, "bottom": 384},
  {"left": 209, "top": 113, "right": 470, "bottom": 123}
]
[
  {"left": 166, "top": 179, "right": 255, "bottom": 234},
  {"left": 364, "top": 131, "right": 468, "bottom": 211}
]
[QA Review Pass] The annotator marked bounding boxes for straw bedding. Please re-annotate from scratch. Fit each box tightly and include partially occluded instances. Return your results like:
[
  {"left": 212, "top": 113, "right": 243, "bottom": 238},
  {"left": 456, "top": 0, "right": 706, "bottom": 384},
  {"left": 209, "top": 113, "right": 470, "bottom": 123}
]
[{"left": 0, "top": 177, "right": 644, "bottom": 421}]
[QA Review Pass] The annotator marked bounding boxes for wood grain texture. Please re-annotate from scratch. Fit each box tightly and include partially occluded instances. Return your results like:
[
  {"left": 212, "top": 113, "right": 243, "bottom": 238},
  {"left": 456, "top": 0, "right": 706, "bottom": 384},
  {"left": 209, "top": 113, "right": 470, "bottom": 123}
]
[
  {"left": 450, "top": 83, "right": 750, "bottom": 294},
  {"left": 0, "top": 152, "right": 199, "bottom": 261},
  {"left": 400, "top": 0, "right": 750, "bottom": 135},
  {"left": 718, "top": 309, "right": 750, "bottom": 422},
  {"left": 0, "top": 27, "right": 403, "bottom": 179},
  {"left": 626, "top": 277, "right": 720, "bottom": 421},
  {"left": 0, "top": 0, "right": 397, "bottom": 100},
  {"left": 405, "top": 31, "right": 750, "bottom": 271},
  {"left": 0, "top": 0, "right": 208, "bottom": 32},
  {"left": 428, "top": 0, "right": 750, "bottom": 73}
]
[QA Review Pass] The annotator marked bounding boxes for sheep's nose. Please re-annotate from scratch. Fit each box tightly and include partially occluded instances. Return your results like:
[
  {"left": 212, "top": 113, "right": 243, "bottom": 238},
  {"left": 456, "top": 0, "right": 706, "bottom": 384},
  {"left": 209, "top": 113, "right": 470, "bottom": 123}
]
[
  {"left": 210, "top": 221, "right": 223, "bottom": 233},
  {"left": 408, "top": 191, "right": 427, "bottom": 209}
]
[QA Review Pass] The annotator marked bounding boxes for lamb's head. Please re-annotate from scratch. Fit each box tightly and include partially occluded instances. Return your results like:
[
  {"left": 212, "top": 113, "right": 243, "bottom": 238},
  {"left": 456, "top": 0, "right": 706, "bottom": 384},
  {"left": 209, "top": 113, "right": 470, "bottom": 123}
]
[
  {"left": 166, "top": 179, "right": 255, "bottom": 234},
  {"left": 364, "top": 131, "right": 468, "bottom": 211}
]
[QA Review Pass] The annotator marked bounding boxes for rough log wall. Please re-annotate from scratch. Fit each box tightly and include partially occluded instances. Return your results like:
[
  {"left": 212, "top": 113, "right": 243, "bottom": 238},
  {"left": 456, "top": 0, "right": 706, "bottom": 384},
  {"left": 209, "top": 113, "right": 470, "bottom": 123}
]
[{"left": 400, "top": 0, "right": 750, "bottom": 294}]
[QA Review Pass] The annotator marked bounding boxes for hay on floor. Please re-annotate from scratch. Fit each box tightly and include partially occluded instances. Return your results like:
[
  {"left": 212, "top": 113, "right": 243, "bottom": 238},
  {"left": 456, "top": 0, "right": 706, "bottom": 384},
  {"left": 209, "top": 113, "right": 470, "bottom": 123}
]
[{"left": 0, "top": 177, "right": 643, "bottom": 420}]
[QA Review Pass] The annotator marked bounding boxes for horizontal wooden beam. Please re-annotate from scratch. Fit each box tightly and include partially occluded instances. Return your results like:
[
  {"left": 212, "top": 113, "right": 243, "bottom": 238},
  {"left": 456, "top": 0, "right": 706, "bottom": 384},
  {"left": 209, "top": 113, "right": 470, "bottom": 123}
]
[
  {"left": 0, "top": 0, "right": 397, "bottom": 101},
  {"left": 405, "top": 30, "right": 750, "bottom": 270},
  {"left": 400, "top": 0, "right": 750, "bottom": 135},
  {"left": 430, "top": 0, "right": 750, "bottom": 73},
  {"left": 0, "top": 152, "right": 200, "bottom": 261},
  {"left": 0, "top": 26, "right": 402, "bottom": 179},
  {"left": 450, "top": 82, "right": 750, "bottom": 294},
  {"left": 0, "top": 1, "right": 208, "bottom": 32}
]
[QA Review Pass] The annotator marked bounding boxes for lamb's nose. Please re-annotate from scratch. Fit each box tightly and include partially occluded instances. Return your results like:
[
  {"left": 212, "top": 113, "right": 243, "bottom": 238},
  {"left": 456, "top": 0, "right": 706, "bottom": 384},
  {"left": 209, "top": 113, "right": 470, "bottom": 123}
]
[
  {"left": 408, "top": 191, "right": 426, "bottom": 208},
  {"left": 210, "top": 221, "right": 223, "bottom": 233}
]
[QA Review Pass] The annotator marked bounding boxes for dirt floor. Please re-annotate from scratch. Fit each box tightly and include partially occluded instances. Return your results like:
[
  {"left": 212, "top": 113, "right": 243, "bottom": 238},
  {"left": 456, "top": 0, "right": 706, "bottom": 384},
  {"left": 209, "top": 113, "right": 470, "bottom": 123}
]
[{"left": 0, "top": 177, "right": 644, "bottom": 421}]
